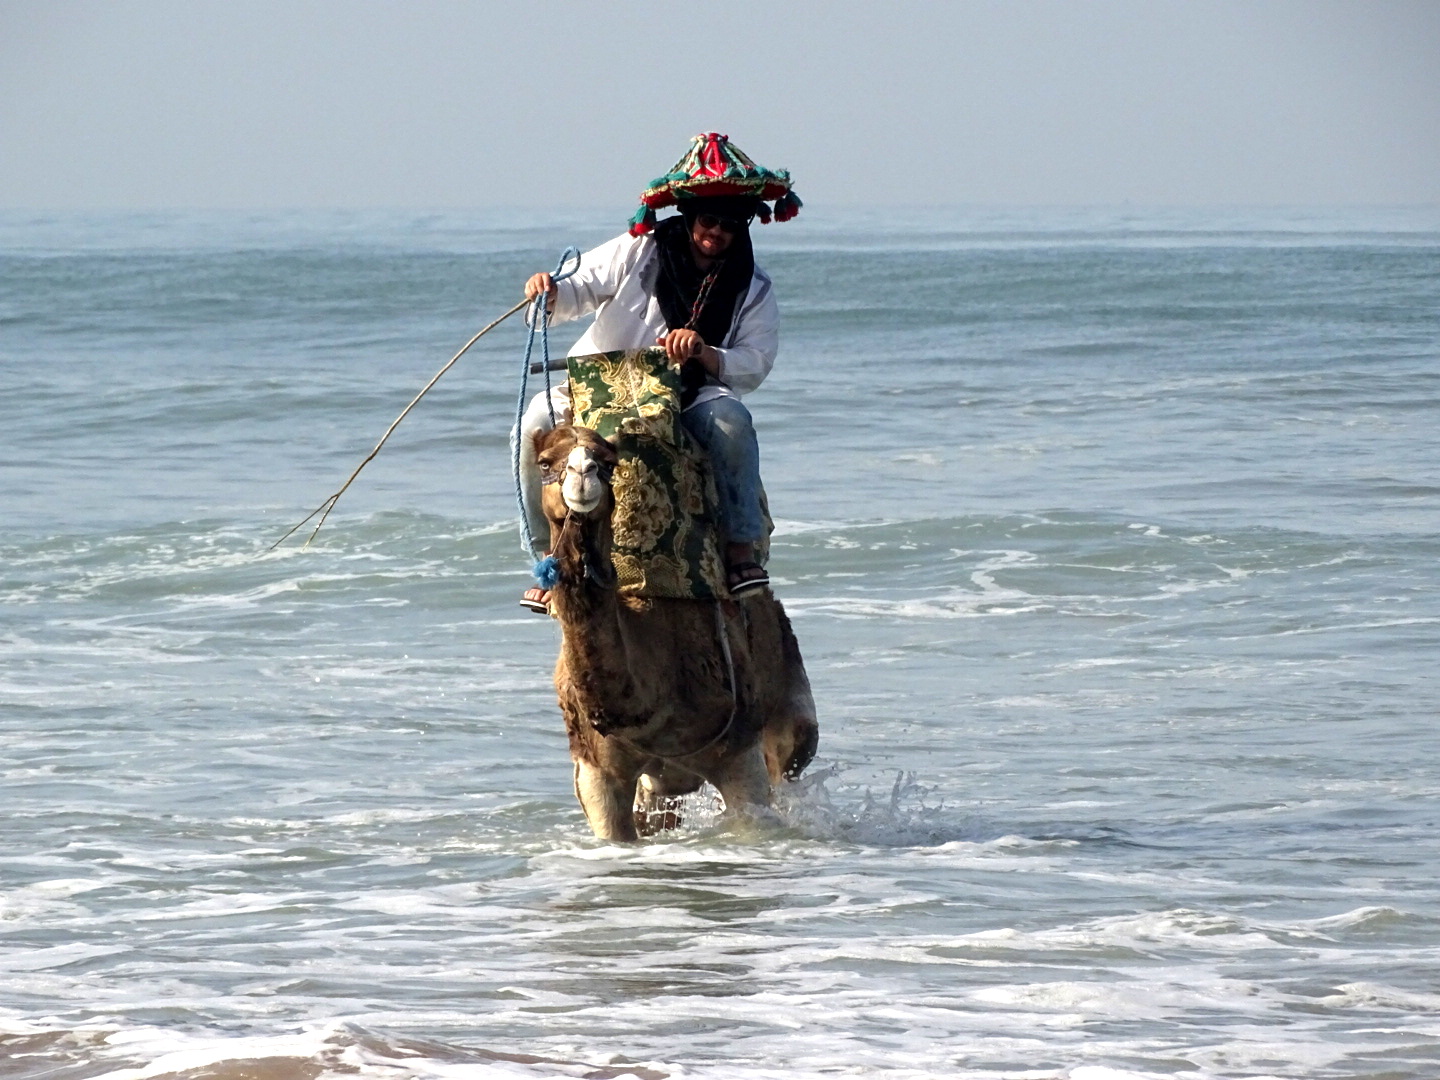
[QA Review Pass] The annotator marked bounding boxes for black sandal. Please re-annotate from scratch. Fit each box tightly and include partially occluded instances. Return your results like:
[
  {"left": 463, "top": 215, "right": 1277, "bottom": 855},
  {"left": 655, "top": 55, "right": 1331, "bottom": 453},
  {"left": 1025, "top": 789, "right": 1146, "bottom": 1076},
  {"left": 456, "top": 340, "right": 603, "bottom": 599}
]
[
  {"left": 519, "top": 586, "right": 551, "bottom": 614},
  {"left": 727, "top": 561, "right": 770, "bottom": 596}
]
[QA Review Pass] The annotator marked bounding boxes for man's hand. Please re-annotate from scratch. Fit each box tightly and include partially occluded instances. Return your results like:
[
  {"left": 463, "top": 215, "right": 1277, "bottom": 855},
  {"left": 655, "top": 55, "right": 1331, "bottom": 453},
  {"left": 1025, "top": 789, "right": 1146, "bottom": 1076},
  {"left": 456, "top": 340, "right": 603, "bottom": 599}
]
[
  {"left": 656, "top": 330, "right": 722, "bottom": 375},
  {"left": 524, "top": 272, "right": 557, "bottom": 306},
  {"left": 657, "top": 328, "right": 705, "bottom": 364}
]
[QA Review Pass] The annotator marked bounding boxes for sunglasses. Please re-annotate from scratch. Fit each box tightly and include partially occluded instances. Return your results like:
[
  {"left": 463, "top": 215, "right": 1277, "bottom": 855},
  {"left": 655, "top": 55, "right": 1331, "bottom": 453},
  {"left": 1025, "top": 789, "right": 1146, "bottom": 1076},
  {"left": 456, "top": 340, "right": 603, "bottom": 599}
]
[{"left": 694, "top": 213, "right": 746, "bottom": 234}]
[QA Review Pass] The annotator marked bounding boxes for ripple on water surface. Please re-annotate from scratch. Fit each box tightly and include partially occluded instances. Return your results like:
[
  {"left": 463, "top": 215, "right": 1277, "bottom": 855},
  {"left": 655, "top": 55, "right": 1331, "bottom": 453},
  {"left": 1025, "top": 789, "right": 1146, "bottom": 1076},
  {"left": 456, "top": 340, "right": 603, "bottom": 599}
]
[{"left": 4, "top": 211, "right": 1440, "bottom": 1079}]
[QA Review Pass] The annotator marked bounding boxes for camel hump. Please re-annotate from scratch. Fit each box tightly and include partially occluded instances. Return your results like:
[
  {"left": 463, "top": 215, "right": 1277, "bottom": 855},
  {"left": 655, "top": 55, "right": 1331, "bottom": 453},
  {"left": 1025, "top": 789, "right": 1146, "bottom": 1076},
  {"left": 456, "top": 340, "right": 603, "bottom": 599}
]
[{"left": 567, "top": 349, "right": 772, "bottom": 601}]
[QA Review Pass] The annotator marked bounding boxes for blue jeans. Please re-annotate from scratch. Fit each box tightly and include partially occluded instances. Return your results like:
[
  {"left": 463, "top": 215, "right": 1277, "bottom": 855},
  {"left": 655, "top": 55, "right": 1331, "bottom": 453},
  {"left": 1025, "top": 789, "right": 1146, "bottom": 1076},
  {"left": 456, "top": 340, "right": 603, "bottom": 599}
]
[{"left": 681, "top": 395, "right": 764, "bottom": 545}]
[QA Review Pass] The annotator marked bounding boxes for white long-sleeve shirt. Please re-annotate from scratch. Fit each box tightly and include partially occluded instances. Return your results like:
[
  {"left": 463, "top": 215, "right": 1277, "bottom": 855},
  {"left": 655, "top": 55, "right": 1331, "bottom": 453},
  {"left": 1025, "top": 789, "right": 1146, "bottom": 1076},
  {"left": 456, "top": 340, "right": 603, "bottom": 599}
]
[{"left": 548, "top": 232, "right": 779, "bottom": 406}]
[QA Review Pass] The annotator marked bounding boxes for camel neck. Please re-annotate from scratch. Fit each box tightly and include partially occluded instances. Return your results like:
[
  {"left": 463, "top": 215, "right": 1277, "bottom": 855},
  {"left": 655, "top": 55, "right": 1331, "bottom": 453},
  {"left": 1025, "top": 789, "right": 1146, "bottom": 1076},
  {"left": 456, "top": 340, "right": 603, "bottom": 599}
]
[{"left": 552, "top": 582, "right": 640, "bottom": 729}]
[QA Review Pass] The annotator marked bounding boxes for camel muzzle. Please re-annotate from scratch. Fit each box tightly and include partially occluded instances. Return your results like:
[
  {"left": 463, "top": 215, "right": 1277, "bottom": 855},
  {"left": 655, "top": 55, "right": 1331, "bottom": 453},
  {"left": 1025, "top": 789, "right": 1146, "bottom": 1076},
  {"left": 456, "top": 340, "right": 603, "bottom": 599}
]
[{"left": 560, "top": 446, "right": 613, "bottom": 515}]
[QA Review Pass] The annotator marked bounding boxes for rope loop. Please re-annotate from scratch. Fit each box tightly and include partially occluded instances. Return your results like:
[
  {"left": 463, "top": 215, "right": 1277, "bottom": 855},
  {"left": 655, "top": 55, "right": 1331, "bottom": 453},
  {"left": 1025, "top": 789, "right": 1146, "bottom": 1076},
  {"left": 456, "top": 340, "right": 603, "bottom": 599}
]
[{"left": 513, "top": 246, "right": 581, "bottom": 568}]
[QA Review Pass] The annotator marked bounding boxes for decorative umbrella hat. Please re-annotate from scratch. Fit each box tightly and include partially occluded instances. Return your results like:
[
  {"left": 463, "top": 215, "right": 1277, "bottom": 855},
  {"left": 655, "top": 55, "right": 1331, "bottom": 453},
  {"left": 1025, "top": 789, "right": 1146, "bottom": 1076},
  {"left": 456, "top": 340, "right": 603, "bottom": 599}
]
[{"left": 628, "top": 132, "right": 802, "bottom": 237}]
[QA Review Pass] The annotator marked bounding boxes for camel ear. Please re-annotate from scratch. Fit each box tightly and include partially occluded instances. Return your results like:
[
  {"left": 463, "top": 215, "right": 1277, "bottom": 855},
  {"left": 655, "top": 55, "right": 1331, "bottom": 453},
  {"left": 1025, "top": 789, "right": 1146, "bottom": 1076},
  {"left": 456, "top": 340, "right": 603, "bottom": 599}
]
[{"left": 589, "top": 430, "right": 618, "bottom": 459}]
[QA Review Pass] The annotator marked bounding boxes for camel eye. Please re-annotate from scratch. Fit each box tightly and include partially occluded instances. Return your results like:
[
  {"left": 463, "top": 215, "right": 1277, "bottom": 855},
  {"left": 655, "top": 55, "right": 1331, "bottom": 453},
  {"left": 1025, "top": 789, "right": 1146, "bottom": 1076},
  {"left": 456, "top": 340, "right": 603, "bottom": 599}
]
[{"left": 538, "top": 461, "right": 563, "bottom": 485}]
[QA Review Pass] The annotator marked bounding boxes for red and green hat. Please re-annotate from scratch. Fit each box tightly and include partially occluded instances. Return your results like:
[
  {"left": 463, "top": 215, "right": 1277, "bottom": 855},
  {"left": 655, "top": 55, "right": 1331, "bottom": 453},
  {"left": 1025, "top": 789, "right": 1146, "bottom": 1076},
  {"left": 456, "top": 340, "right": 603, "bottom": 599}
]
[{"left": 628, "top": 132, "right": 802, "bottom": 237}]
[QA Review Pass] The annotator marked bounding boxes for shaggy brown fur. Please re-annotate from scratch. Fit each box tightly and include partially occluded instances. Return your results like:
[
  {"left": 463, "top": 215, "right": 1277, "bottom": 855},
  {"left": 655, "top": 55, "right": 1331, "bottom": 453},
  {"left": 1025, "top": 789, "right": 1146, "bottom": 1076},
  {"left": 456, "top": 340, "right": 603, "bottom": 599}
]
[{"left": 534, "top": 424, "right": 819, "bottom": 841}]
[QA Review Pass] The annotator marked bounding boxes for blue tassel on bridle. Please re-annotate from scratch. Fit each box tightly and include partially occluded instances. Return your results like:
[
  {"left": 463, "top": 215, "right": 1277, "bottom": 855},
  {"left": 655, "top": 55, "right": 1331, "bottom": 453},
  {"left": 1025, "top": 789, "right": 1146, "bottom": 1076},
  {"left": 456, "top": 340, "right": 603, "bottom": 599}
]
[{"left": 532, "top": 554, "right": 561, "bottom": 589}]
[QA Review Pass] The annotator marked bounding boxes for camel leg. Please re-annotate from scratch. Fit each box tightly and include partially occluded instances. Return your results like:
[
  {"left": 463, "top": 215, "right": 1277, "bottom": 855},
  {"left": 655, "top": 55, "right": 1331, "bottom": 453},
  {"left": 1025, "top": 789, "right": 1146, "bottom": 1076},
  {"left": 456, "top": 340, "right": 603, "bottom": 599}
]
[
  {"left": 573, "top": 760, "right": 639, "bottom": 842},
  {"left": 634, "top": 774, "right": 680, "bottom": 837},
  {"left": 763, "top": 608, "right": 819, "bottom": 783},
  {"left": 706, "top": 743, "right": 778, "bottom": 826},
  {"left": 634, "top": 767, "right": 707, "bottom": 836},
  {"left": 762, "top": 712, "right": 819, "bottom": 783},
  {"left": 762, "top": 659, "right": 819, "bottom": 782}
]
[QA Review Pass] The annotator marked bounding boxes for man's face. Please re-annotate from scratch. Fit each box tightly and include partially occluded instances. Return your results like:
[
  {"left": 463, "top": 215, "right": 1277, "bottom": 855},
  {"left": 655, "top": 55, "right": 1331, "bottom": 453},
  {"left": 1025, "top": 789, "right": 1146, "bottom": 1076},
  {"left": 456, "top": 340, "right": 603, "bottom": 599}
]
[{"left": 689, "top": 213, "right": 737, "bottom": 260}]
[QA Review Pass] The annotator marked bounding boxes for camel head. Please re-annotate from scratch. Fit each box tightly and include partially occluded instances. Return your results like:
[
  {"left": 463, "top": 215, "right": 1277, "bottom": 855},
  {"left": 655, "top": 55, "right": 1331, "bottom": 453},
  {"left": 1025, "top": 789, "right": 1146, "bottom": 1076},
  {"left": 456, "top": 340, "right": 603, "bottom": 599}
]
[
  {"left": 532, "top": 425, "right": 619, "bottom": 593},
  {"left": 533, "top": 424, "right": 617, "bottom": 522}
]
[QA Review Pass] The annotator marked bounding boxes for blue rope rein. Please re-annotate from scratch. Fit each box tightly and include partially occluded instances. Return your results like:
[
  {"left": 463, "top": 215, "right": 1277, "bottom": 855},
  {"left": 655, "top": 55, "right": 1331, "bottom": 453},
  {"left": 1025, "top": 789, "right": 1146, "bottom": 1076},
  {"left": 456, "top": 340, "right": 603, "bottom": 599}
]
[{"left": 513, "top": 246, "right": 580, "bottom": 584}]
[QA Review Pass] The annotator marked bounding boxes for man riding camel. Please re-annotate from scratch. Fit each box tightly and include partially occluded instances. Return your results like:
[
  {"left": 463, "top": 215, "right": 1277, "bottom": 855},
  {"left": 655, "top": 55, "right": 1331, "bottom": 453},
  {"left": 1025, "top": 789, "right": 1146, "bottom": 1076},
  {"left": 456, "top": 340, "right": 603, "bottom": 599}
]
[{"left": 515, "top": 132, "right": 801, "bottom": 614}]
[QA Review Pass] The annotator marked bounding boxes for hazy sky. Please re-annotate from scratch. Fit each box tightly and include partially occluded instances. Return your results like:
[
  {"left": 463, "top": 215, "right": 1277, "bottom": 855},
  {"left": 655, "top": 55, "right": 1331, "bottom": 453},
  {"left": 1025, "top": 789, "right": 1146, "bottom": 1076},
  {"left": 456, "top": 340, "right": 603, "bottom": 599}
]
[{"left": 2, "top": 0, "right": 1438, "bottom": 209}]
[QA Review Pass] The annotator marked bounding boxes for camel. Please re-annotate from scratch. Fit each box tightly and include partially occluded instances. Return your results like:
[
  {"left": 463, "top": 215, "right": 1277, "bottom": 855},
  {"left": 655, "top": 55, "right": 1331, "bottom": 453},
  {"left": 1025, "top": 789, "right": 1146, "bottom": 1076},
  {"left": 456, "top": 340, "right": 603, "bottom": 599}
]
[{"left": 532, "top": 423, "right": 819, "bottom": 841}]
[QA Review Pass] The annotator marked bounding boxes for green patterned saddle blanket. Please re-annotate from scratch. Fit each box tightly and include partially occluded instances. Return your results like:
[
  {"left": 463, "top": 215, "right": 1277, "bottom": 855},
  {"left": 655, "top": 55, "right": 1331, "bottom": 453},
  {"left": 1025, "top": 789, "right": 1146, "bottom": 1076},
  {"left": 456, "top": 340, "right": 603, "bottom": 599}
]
[{"left": 567, "top": 348, "right": 770, "bottom": 600}]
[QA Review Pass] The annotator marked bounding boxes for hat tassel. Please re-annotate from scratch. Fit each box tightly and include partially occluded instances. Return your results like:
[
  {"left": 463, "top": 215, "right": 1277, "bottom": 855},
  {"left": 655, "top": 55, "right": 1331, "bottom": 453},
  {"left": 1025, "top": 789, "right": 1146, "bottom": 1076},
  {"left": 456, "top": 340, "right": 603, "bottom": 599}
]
[
  {"left": 628, "top": 205, "right": 658, "bottom": 237},
  {"left": 773, "top": 191, "right": 802, "bottom": 223}
]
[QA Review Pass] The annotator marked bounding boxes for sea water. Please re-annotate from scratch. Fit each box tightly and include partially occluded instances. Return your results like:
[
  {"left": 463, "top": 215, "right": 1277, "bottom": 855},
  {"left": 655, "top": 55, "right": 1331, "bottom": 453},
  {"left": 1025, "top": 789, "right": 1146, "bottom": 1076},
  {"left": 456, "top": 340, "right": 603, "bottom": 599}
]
[{"left": 1, "top": 207, "right": 1438, "bottom": 1080}]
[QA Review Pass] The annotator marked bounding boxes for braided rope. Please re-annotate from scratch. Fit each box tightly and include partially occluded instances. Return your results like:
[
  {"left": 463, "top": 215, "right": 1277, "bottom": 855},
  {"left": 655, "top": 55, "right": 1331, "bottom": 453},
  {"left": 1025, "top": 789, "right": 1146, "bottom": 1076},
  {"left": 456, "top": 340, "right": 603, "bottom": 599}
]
[
  {"left": 513, "top": 247, "right": 581, "bottom": 574},
  {"left": 686, "top": 263, "right": 724, "bottom": 329}
]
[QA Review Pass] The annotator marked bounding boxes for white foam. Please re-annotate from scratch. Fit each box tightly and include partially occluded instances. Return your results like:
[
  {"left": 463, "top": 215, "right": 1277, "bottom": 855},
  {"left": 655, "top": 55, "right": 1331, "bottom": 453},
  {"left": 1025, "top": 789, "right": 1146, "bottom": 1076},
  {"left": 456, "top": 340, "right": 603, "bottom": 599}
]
[
  {"left": 14, "top": 876, "right": 110, "bottom": 897},
  {"left": 1318, "top": 981, "right": 1440, "bottom": 1011},
  {"left": 88, "top": 1026, "right": 346, "bottom": 1080},
  {"left": 1069, "top": 1068, "right": 1231, "bottom": 1080},
  {"left": 786, "top": 591, "right": 1048, "bottom": 620},
  {"left": 769, "top": 517, "right": 900, "bottom": 537},
  {"left": 1302, "top": 905, "right": 1428, "bottom": 934},
  {"left": 0, "top": 942, "right": 127, "bottom": 973}
]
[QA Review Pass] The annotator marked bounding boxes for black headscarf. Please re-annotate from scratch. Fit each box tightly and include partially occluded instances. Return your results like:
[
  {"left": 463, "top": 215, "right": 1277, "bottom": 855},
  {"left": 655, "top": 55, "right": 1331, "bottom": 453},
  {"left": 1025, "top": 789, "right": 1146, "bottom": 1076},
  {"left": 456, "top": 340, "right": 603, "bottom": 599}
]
[{"left": 652, "top": 195, "right": 758, "bottom": 405}]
